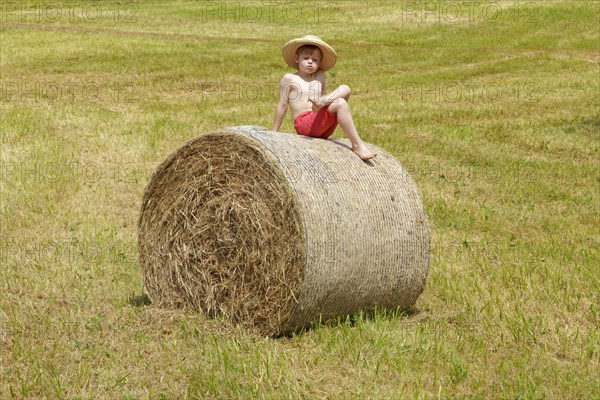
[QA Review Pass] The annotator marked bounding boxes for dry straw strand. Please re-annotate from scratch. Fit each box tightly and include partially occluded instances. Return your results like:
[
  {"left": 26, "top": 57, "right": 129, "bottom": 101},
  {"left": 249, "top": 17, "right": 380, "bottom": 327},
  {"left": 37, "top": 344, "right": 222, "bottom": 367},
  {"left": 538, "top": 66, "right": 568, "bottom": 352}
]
[{"left": 138, "top": 126, "right": 430, "bottom": 336}]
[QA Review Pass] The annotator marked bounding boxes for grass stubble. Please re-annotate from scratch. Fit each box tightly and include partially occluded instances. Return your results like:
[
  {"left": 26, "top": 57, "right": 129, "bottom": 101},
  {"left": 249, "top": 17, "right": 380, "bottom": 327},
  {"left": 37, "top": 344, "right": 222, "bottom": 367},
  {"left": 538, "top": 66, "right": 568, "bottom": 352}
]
[{"left": 0, "top": 1, "right": 598, "bottom": 399}]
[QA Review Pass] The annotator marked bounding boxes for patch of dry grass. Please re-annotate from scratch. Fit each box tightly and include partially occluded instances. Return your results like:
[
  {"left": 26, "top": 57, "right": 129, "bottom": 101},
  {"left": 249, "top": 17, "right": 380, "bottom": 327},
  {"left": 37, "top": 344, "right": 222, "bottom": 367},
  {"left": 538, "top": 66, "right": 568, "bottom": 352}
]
[{"left": 1, "top": 1, "right": 598, "bottom": 398}]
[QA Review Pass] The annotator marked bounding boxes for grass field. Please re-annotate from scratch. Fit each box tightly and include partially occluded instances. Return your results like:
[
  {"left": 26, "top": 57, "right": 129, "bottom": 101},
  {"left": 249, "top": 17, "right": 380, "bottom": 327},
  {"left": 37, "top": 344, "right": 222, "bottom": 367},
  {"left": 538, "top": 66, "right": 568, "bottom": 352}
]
[{"left": 1, "top": 1, "right": 599, "bottom": 398}]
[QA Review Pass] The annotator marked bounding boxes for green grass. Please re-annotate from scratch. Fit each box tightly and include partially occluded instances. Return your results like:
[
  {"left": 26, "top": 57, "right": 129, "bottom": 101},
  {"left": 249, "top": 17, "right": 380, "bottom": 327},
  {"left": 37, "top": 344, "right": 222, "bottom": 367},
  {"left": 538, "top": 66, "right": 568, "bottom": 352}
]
[{"left": 1, "top": 1, "right": 599, "bottom": 398}]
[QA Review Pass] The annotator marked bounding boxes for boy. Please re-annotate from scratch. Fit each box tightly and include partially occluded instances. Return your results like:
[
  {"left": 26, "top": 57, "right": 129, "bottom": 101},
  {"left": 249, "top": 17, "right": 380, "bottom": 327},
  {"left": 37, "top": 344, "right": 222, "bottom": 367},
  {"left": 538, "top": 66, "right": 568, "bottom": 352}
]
[{"left": 273, "top": 35, "right": 377, "bottom": 160}]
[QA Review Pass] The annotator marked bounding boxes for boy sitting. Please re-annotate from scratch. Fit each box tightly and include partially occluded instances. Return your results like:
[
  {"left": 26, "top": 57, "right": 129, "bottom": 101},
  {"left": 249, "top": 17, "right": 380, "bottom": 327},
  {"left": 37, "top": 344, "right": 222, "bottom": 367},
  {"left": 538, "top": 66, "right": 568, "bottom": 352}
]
[{"left": 273, "top": 35, "right": 377, "bottom": 160}]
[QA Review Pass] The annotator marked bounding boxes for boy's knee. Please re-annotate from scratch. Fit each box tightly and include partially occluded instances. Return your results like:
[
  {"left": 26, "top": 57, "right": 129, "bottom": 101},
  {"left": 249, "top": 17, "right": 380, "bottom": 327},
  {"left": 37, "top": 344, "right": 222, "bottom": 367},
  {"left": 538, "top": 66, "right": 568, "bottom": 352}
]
[
  {"left": 333, "top": 97, "right": 348, "bottom": 107},
  {"left": 337, "top": 84, "right": 351, "bottom": 99},
  {"left": 330, "top": 97, "right": 349, "bottom": 113}
]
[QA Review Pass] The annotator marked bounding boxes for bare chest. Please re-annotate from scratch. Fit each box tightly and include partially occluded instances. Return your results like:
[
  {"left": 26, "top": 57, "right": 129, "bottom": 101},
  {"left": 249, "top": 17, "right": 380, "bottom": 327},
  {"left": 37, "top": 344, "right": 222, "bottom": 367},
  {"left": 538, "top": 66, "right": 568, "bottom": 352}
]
[{"left": 289, "top": 77, "right": 322, "bottom": 101}]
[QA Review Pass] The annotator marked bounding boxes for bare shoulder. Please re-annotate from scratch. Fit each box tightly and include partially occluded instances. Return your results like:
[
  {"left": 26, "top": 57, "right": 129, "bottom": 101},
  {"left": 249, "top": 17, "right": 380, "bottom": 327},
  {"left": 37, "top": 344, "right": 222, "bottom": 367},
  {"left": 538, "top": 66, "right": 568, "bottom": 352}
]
[
  {"left": 280, "top": 73, "right": 296, "bottom": 84},
  {"left": 315, "top": 70, "right": 327, "bottom": 84}
]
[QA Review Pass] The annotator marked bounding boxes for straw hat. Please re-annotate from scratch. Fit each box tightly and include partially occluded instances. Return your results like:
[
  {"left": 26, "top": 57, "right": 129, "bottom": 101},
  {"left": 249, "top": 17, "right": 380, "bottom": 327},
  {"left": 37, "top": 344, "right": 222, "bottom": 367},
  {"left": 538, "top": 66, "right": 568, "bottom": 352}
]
[{"left": 282, "top": 35, "right": 337, "bottom": 71}]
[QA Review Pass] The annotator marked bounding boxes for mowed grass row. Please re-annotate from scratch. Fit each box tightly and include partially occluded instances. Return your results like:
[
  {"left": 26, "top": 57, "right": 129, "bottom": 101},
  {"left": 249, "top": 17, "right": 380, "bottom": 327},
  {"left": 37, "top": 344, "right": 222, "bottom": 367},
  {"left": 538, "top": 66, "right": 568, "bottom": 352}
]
[{"left": 1, "top": 1, "right": 598, "bottom": 398}]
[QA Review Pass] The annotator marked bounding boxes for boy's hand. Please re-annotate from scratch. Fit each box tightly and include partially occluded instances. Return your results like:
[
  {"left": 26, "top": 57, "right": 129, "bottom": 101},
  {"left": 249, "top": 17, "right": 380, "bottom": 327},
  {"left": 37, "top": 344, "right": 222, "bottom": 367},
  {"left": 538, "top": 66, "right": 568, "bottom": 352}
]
[{"left": 308, "top": 96, "right": 324, "bottom": 112}]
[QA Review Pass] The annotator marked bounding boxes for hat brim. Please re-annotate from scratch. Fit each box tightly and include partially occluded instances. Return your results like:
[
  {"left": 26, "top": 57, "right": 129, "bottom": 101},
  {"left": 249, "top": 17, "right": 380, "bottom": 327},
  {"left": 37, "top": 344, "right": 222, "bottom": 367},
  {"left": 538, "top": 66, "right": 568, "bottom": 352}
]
[{"left": 282, "top": 36, "right": 337, "bottom": 71}]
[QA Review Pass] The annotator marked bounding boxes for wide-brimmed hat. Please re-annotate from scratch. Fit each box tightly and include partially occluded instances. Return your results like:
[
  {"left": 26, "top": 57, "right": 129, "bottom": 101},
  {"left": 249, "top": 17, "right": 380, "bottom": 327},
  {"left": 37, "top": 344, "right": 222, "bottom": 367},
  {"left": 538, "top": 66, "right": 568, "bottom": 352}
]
[{"left": 282, "top": 35, "right": 337, "bottom": 71}]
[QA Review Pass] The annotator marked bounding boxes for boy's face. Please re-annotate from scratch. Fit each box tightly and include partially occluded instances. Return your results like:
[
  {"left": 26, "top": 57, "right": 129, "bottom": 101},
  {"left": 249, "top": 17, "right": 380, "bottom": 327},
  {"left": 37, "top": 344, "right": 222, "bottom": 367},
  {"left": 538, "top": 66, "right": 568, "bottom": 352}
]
[{"left": 295, "top": 49, "right": 322, "bottom": 74}]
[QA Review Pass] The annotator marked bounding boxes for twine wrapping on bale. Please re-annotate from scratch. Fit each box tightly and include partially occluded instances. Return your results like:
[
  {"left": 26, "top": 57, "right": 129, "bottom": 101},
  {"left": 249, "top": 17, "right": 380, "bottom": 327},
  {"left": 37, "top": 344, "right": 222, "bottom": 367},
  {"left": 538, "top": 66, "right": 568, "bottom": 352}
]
[{"left": 138, "top": 126, "right": 430, "bottom": 336}]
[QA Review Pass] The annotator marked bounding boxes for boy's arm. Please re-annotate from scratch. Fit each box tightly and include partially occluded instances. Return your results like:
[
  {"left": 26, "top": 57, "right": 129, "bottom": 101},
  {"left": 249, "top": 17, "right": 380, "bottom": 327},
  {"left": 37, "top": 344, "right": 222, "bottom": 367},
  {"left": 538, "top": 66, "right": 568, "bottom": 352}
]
[
  {"left": 273, "top": 77, "right": 291, "bottom": 131},
  {"left": 309, "top": 71, "right": 333, "bottom": 108},
  {"left": 313, "top": 72, "right": 350, "bottom": 108},
  {"left": 320, "top": 72, "right": 327, "bottom": 96}
]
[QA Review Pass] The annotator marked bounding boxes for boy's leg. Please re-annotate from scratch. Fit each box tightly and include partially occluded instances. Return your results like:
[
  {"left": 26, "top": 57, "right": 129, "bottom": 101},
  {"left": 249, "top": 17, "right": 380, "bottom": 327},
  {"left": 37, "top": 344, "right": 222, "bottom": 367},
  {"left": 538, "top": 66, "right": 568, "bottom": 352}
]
[
  {"left": 312, "top": 84, "right": 351, "bottom": 111},
  {"left": 324, "top": 84, "right": 351, "bottom": 103},
  {"left": 328, "top": 98, "right": 377, "bottom": 160}
]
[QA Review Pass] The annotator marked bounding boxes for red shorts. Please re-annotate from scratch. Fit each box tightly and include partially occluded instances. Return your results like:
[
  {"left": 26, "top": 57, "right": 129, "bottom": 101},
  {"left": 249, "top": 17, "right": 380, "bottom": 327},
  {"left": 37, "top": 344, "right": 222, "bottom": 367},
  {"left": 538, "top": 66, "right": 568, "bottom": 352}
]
[{"left": 293, "top": 106, "right": 338, "bottom": 139}]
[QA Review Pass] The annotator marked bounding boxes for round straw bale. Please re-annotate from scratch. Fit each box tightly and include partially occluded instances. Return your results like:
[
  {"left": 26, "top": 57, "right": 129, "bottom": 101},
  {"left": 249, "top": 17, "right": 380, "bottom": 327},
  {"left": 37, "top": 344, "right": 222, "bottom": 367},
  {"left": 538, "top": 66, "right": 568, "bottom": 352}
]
[{"left": 138, "top": 126, "right": 430, "bottom": 336}]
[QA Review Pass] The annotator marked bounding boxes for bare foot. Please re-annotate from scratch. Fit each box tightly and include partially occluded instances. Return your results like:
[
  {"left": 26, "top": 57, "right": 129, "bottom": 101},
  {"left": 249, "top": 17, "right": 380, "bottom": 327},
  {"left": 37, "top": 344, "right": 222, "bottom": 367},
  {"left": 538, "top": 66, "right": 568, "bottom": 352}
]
[{"left": 352, "top": 145, "right": 377, "bottom": 160}]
